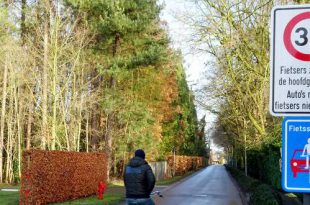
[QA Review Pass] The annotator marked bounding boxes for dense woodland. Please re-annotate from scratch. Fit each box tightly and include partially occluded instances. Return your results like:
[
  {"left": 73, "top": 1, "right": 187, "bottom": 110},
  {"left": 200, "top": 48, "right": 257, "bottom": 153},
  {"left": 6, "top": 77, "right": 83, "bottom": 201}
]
[
  {"left": 191, "top": 0, "right": 309, "bottom": 189},
  {"left": 0, "top": 0, "right": 207, "bottom": 183},
  {"left": 3, "top": 0, "right": 308, "bottom": 189}
]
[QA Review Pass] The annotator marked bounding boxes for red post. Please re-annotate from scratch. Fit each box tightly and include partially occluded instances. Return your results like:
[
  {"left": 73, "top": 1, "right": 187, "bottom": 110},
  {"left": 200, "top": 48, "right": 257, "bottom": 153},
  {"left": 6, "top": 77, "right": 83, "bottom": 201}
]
[{"left": 98, "top": 182, "right": 106, "bottom": 200}]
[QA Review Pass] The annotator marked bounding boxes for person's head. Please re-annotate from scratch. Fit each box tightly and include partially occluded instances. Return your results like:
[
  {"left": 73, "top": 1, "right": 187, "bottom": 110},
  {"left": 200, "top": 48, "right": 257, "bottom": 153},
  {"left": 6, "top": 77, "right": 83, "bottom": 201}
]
[{"left": 135, "top": 149, "right": 145, "bottom": 159}]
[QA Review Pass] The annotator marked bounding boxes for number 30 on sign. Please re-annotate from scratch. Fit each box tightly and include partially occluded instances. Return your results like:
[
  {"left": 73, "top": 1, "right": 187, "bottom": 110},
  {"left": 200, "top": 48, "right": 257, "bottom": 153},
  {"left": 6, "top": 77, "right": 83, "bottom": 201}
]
[{"left": 283, "top": 11, "right": 310, "bottom": 61}]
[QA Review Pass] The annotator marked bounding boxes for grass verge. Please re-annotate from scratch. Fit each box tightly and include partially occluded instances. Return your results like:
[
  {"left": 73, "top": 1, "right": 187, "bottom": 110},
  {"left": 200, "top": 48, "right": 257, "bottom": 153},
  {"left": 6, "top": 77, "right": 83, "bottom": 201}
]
[
  {"left": 0, "top": 183, "right": 124, "bottom": 205},
  {"left": 0, "top": 191, "right": 19, "bottom": 205},
  {"left": 0, "top": 169, "right": 200, "bottom": 205},
  {"left": 0, "top": 184, "right": 20, "bottom": 205},
  {"left": 53, "top": 184, "right": 124, "bottom": 205},
  {"left": 155, "top": 171, "right": 195, "bottom": 186}
]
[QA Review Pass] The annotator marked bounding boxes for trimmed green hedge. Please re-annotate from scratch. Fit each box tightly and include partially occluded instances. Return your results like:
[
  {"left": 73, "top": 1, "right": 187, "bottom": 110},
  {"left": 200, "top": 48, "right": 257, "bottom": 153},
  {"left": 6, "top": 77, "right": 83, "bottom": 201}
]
[
  {"left": 226, "top": 165, "right": 280, "bottom": 205},
  {"left": 250, "top": 184, "right": 279, "bottom": 205},
  {"left": 246, "top": 145, "right": 282, "bottom": 189}
]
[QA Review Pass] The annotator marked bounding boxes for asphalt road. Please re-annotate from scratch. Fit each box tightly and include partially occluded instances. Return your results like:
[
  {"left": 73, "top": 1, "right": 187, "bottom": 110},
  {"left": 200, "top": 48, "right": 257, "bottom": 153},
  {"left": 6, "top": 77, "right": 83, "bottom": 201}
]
[{"left": 155, "top": 165, "right": 243, "bottom": 205}]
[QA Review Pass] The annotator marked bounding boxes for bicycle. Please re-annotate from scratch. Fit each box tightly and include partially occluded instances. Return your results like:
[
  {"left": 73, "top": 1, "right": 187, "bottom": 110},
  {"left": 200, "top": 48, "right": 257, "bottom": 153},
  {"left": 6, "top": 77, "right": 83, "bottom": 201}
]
[{"left": 150, "top": 191, "right": 163, "bottom": 204}]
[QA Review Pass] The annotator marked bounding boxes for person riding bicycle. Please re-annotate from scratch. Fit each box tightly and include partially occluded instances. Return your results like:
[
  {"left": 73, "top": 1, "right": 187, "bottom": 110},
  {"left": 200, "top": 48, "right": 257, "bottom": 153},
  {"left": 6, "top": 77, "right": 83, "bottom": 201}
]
[{"left": 124, "top": 149, "right": 156, "bottom": 205}]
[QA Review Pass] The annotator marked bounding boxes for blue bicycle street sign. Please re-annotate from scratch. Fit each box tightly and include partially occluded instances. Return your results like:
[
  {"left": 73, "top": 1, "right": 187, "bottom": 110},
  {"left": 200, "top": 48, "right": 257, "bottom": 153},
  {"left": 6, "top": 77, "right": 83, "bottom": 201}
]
[{"left": 282, "top": 117, "right": 310, "bottom": 192}]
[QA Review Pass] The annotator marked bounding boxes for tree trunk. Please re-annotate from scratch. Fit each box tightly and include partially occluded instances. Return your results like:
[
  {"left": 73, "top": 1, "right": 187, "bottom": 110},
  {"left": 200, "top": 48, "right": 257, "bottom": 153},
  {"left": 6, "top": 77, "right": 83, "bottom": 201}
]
[
  {"left": 106, "top": 32, "right": 121, "bottom": 181},
  {"left": 26, "top": 102, "right": 33, "bottom": 150},
  {"left": 0, "top": 54, "right": 8, "bottom": 183},
  {"left": 21, "top": 0, "right": 27, "bottom": 45},
  {"left": 5, "top": 84, "right": 14, "bottom": 183},
  {"left": 15, "top": 81, "right": 22, "bottom": 179},
  {"left": 244, "top": 134, "right": 247, "bottom": 176},
  {"left": 61, "top": 96, "right": 70, "bottom": 151},
  {"left": 17, "top": 105, "right": 22, "bottom": 179},
  {"left": 42, "top": 12, "right": 49, "bottom": 150},
  {"left": 86, "top": 113, "right": 89, "bottom": 152},
  {"left": 243, "top": 120, "right": 247, "bottom": 176},
  {"left": 51, "top": 17, "right": 59, "bottom": 151},
  {"left": 112, "top": 33, "right": 120, "bottom": 56},
  {"left": 106, "top": 114, "right": 112, "bottom": 182}
]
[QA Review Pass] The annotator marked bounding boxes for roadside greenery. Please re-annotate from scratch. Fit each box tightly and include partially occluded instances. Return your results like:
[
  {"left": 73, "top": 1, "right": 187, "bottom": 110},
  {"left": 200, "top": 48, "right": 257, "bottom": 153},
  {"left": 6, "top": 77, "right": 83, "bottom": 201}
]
[
  {"left": 190, "top": 0, "right": 306, "bottom": 190},
  {"left": 54, "top": 184, "right": 125, "bottom": 205},
  {"left": 0, "top": 183, "right": 124, "bottom": 205},
  {"left": 226, "top": 166, "right": 280, "bottom": 205},
  {"left": 155, "top": 171, "right": 195, "bottom": 186},
  {"left": 0, "top": 191, "right": 19, "bottom": 205},
  {"left": 0, "top": 0, "right": 206, "bottom": 183},
  {"left": 0, "top": 169, "right": 201, "bottom": 205}
]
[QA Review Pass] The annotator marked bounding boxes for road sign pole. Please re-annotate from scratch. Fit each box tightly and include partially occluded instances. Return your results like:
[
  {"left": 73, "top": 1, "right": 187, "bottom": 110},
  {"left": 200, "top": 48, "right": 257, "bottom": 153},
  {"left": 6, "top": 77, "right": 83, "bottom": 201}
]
[{"left": 303, "top": 193, "right": 310, "bottom": 205}]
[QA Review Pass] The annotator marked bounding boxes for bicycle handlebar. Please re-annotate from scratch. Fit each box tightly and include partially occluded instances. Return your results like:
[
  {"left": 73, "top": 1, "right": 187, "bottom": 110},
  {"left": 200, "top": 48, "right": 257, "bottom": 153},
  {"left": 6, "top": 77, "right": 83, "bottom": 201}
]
[{"left": 151, "top": 191, "right": 163, "bottom": 197}]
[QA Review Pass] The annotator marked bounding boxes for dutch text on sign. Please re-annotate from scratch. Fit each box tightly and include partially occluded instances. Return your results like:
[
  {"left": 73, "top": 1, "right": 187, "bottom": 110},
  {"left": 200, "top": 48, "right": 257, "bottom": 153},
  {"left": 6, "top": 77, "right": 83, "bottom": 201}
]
[{"left": 270, "top": 5, "right": 310, "bottom": 116}]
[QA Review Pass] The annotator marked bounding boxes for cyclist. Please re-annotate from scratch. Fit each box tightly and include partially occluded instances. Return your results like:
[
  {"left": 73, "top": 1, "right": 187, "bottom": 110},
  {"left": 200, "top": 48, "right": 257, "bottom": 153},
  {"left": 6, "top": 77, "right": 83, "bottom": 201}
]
[
  {"left": 301, "top": 138, "right": 310, "bottom": 169},
  {"left": 124, "top": 149, "right": 156, "bottom": 205}
]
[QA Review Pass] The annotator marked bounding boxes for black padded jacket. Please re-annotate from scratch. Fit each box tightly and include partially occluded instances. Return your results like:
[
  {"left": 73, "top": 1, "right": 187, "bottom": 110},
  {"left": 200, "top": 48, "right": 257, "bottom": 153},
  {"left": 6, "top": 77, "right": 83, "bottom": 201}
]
[{"left": 124, "top": 157, "right": 156, "bottom": 198}]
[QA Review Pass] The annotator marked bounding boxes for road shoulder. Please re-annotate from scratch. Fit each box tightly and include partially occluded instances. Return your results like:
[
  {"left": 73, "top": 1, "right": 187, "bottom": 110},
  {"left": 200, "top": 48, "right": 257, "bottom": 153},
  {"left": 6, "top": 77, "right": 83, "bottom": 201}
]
[{"left": 225, "top": 167, "right": 248, "bottom": 205}]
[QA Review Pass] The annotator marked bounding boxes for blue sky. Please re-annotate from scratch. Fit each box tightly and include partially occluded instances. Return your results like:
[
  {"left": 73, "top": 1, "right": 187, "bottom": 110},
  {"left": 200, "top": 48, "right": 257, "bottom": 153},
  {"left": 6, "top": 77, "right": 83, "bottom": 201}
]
[{"left": 159, "top": 0, "right": 205, "bottom": 89}]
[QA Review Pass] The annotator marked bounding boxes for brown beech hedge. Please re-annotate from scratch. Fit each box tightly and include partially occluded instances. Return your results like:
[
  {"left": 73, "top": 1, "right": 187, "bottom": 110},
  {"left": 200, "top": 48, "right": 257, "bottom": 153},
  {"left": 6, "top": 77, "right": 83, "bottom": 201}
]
[
  {"left": 20, "top": 150, "right": 107, "bottom": 205},
  {"left": 166, "top": 155, "right": 205, "bottom": 176}
]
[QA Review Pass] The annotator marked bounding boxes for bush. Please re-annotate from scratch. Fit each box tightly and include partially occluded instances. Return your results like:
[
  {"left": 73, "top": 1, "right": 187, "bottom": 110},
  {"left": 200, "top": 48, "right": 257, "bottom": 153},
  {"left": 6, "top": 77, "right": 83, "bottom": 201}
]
[
  {"left": 20, "top": 150, "right": 108, "bottom": 205},
  {"left": 250, "top": 184, "right": 279, "bottom": 205},
  {"left": 166, "top": 155, "right": 205, "bottom": 176},
  {"left": 226, "top": 165, "right": 280, "bottom": 205},
  {"left": 227, "top": 166, "right": 260, "bottom": 193},
  {"left": 246, "top": 145, "right": 281, "bottom": 189}
]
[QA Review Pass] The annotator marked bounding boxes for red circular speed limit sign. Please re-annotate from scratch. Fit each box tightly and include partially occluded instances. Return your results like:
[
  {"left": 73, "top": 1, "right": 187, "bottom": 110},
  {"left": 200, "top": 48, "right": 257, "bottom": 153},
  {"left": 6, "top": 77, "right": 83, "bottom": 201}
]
[{"left": 283, "top": 12, "right": 310, "bottom": 61}]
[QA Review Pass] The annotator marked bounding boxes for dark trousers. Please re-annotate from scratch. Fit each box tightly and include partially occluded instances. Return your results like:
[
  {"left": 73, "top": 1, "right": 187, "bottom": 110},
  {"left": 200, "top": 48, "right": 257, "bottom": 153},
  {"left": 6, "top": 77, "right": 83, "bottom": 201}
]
[{"left": 126, "top": 198, "right": 155, "bottom": 205}]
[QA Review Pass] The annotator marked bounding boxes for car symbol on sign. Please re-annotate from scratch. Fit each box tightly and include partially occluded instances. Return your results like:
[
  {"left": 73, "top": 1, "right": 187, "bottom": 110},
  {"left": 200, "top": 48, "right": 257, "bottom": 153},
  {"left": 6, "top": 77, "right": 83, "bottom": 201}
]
[{"left": 291, "top": 149, "right": 310, "bottom": 178}]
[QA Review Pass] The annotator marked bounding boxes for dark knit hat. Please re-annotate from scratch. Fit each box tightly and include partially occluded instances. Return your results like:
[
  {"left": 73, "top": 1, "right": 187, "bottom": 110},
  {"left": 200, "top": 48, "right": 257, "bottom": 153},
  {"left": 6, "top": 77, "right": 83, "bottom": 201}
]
[{"left": 135, "top": 149, "right": 145, "bottom": 159}]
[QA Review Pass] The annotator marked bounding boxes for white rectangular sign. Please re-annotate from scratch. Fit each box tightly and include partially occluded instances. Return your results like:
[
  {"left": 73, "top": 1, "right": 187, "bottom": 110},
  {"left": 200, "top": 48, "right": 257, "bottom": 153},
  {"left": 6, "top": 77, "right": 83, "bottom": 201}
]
[{"left": 270, "top": 5, "right": 310, "bottom": 116}]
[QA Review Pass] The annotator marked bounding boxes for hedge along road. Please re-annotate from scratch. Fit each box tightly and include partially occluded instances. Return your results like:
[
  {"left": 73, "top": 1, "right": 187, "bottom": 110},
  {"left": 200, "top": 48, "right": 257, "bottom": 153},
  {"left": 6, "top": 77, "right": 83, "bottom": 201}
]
[{"left": 156, "top": 165, "right": 243, "bottom": 205}]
